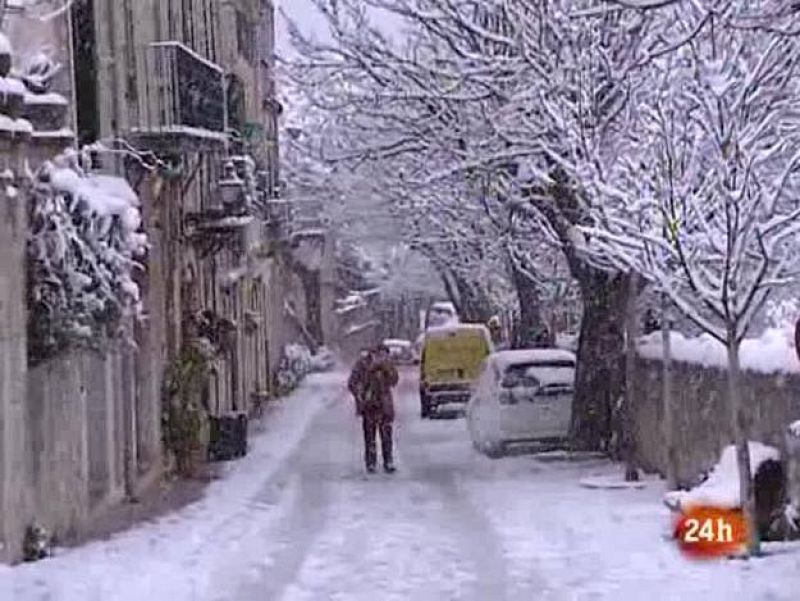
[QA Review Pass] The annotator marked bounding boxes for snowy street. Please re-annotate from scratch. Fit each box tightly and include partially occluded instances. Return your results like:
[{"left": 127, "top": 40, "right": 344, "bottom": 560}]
[{"left": 2, "top": 368, "right": 799, "bottom": 601}]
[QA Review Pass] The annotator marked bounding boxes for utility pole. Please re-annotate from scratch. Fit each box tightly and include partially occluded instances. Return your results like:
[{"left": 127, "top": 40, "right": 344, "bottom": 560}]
[
  {"left": 623, "top": 272, "right": 640, "bottom": 481},
  {"left": 661, "top": 293, "right": 677, "bottom": 490}
]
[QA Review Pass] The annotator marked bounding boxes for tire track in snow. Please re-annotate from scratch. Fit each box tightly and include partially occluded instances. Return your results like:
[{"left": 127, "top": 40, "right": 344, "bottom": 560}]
[
  {"left": 229, "top": 389, "right": 358, "bottom": 601},
  {"left": 399, "top": 429, "right": 510, "bottom": 601},
  {"left": 205, "top": 387, "right": 345, "bottom": 601}
]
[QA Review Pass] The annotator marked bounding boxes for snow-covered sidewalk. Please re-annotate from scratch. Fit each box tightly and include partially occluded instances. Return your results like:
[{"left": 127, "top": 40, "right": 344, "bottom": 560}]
[
  {"left": 0, "top": 370, "right": 346, "bottom": 601},
  {"left": 462, "top": 454, "right": 800, "bottom": 601},
  {"left": 5, "top": 366, "right": 800, "bottom": 601}
]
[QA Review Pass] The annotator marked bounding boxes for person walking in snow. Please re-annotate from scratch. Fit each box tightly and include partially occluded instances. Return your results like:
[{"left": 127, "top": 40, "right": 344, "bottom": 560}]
[
  {"left": 348, "top": 347, "right": 374, "bottom": 416},
  {"left": 360, "top": 344, "right": 399, "bottom": 474}
]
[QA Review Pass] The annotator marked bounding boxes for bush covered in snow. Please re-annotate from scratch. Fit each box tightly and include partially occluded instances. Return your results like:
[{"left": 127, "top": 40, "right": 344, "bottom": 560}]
[
  {"left": 274, "top": 343, "right": 312, "bottom": 395},
  {"left": 274, "top": 343, "right": 336, "bottom": 395},
  {"left": 26, "top": 150, "right": 147, "bottom": 363}
]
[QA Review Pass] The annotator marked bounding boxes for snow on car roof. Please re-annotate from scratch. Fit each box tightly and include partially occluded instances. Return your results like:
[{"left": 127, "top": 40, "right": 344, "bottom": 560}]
[
  {"left": 425, "top": 323, "right": 491, "bottom": 339},
  {"left": 383, "top": 339, "right": 412, "bottom": 347},
  {"left": 430, "top": 301, "right": 456, "bottom": 312},
  {"left": 491, "top": 349, "right": 577, "bottom": 370}
]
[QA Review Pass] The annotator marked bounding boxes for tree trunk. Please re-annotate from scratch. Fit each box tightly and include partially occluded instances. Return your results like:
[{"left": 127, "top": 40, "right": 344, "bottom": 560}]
[
  {"left": 455, "top": 276, "right": 493, "bottom": 323},
  {"left": 662, "top": 295, "right": 678, "bottom": 490},
  {"left": 785, "top": 422, "right": 800, "bottom": 534},
  {"left": 299, "top": 269, "right": 323, "bottom": 349},
  {"left": 510, "top": 259, "right": 548, "bottom": 349},
  {"left": 438, "top": 268, "right": 463, "bottom": 316},
  {"left": 622, "top": 273, "right": 640, "bottom": 481},
  {"left": 727, "top": 336, "right": 759, "bottom": 555},
  {"left": 569, "top": 269, "right": 629, "bottom": 452}
]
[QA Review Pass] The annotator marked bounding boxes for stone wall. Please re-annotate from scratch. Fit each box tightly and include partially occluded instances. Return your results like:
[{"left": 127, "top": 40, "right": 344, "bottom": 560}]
[
  {"left": 632, "top": 357, "right": 800, "bottom": 486},
  {"left": 0, "top": 167, "right": 34, "bottom": 563},
  {"left": 25, "top": 344, "right": 159, "bottom": 547}
]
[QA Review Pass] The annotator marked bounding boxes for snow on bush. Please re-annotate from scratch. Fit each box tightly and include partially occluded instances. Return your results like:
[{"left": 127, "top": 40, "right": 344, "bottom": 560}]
[
  {"left": 309, "top": 346, "right": 336, "bottom": 373},
  {"left": 637, "top": 329, "right": 800, "bottom": 374},
  {"left": 274, "top": 342, "right": 336, "bottom": 395},
  {"left": 664, "top": 442, "right": 780, "bottom": 510},
  {"left": 27, "top": 149, "right": 147, "bottom": 363}
]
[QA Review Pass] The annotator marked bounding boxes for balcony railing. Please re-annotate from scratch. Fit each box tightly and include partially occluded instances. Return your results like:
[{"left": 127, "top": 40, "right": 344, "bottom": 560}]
[{"left": 137, "top": 42, "right": 226, "bottom": 140}]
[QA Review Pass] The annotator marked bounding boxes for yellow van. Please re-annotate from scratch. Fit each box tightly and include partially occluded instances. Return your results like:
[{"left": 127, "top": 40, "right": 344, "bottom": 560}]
[{"left": 419, "top": 323, "right": 493, "bottom": 418}]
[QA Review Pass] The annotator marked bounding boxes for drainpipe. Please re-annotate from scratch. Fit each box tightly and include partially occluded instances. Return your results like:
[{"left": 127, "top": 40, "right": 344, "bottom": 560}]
[{"left": 122, "top": 343, "right": 138, "bottom": 501}]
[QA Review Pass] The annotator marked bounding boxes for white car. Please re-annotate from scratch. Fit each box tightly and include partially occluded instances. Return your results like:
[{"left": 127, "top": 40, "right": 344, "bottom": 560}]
[
  {"left": 383, "top": 338, "right": 414, "bottom": 364},
  {"left": 466, "top": 349, "right": 576, "bottom": 458},
  {"left": 425, "top": 301, "right": 459, "bottom": 329}
]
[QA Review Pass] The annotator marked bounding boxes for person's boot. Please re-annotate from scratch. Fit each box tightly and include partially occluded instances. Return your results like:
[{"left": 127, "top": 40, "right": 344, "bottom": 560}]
[
  {"left": 384, "top": 462, "right": 396, "bottom": 474},
  {"left": 366, "top": 464, "right": 377, "bottom": 474}
]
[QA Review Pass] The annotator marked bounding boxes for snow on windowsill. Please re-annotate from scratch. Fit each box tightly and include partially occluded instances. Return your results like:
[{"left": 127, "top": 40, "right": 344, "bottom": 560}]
[
  {"left": 130, "top": 125, "right": 228, "bottom": 142},
  {"left": 637, "top": 328, "right": 800, "bottom": 374},
  {"left": 0, "top": 114, "right": 33, "bottom": 134},
  {"left": 292, "top": 228, "right": 326, "bottom": 239},
  {"left": 32, "top": 128, "right": 74, "bottom": 139},
  {"left": 663, "top": 442, "right": 780, "bottom": 510},
  {"left": 24, "top": 92, "right": 69, "bottom": 106},
  {"left": 204, "top": 215, "right": 255, "bottom": 228}
]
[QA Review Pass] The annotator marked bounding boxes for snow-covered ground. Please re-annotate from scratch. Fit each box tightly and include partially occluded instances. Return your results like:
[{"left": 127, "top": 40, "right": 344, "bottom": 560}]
[
  {"left": 2, "top": 368, "right": 799, "bottom": 601},
  {"left": 0, "top": 370, "right": 347, "bottom": 601}
]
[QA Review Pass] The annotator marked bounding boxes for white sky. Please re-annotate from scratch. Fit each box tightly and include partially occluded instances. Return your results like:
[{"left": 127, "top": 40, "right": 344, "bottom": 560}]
[
  {"left": 275, "top": 0, "right": 403, "bottom": 57},
  {"left": 275, "top": 0, "right": 330, "bottom": 56}
]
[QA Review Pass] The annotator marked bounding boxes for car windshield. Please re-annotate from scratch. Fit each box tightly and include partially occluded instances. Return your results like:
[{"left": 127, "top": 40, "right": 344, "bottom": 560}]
[{"left": 501, "top": 360, "right": 575, "bottom": 389}]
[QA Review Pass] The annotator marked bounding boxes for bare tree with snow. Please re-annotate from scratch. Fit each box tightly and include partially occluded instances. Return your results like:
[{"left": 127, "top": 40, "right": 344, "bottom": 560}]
[{"left": 579, "top": 2, "right": 800, "bottom": 554}]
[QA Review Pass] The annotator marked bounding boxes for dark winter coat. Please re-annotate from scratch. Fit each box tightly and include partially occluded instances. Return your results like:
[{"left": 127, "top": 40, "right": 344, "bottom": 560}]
[
  {"left": 362, "top": 359, "right": 399, "bottom": 421},
  {"left": 348, "top": 354, "right": 373, "bottom": 415}
]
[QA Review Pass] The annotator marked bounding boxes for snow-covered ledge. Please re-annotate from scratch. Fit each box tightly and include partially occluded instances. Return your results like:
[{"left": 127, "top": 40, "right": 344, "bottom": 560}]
[{"left": 637, "top": 329, "right": 800, "bottom": 375}]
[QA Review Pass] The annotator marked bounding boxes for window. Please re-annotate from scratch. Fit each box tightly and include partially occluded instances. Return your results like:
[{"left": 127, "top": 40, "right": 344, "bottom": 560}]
[
  {"left": 226, "top": 73, "right": 246, "bottom": 135},
  {"left": 236, "top": 10, "right": 256, "bottom": 65},
  {"left": 182, "top": 0, "right": 193, "bottom": 48},
  {"left": 71, "top": 0, "right": 99, "bottom": 145}
]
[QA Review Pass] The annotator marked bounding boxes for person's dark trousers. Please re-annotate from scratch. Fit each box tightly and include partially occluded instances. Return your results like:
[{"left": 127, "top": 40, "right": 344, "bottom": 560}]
[{"left": 362, "top": 408, "right": 393, "bottom": 470}]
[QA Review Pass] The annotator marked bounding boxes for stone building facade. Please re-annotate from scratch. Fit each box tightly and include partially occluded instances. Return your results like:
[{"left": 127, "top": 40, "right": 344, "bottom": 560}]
[{"left": 0, "top": 0, "right": 333, "bottom": 564}]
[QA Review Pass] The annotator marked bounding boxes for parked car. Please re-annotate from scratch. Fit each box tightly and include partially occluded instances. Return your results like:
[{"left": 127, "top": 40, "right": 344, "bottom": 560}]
[
  {"left": 424, "top": 301, "right": 459, "bottom": 329},
  {"left": 420, "top": 323, "right": 493, "bottom": 418},
  {"left": 466, "top": 349, "right": 576, "bottom": 457},
  {"left": 383, "top": 338, "right": 414, "bottom": 364}
]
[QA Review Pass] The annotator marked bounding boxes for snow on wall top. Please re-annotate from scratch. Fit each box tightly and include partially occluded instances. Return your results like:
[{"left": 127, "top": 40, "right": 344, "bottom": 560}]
[
  {"left": 51, "top": 169, "right": 139, "bottom": 213},
  {"left": 663, "top": 442, "right": 780, "bottom": 510},
  {"left": 383, "top": 338, "right": 411, "bottom": 347},
  {"left": 24, "top": 91, "right": 68, "bottom": 106},
  {"left": 637, "top": 328, "right": 800, "bottom": 375}
]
